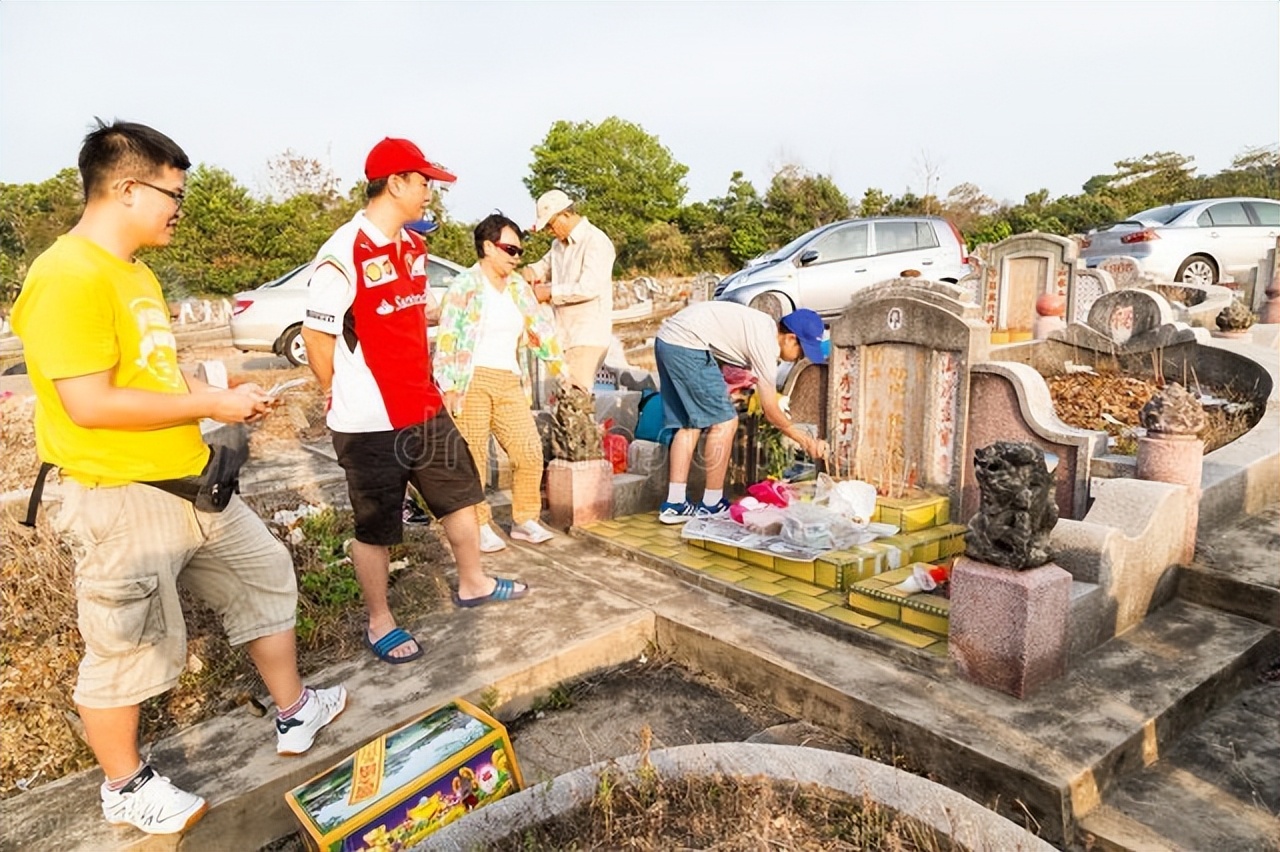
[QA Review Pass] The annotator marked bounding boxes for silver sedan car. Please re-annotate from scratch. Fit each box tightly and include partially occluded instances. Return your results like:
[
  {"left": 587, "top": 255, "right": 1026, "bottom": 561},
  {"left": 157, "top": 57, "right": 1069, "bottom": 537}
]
[
  {"left": 713, "top": 216, "right": 970, "bottom": 319},
  {"left": 1080, "top": 196, "right": 1280, "bottom": 286},
  {"left": 229, "top": 255, "right": 465, "bottom": 366}
]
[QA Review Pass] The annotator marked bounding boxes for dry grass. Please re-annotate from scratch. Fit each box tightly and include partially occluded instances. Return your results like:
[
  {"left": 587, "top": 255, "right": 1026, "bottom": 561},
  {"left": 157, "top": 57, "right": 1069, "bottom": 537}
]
[
  {"left": 0, "top": 393, "right": 40, "bottom": 492},
  {"left": 0, "top": 492, "right": 454, "bottom": 800},
  {"left": 494, "top": 729, "right": 950, "bottom": 851},
  {"left": 0, "top": 513, "right": 94, "bottom": 794},
  {"left": 1046, "top": 372, "right": 1253, "bottom": 455}
]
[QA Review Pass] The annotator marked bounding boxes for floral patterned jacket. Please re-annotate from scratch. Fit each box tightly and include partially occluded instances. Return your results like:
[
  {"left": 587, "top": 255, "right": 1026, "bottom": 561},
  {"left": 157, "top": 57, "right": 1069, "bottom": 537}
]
[{"left": 433, "top": 265, "right": 564, "bottom": 404}]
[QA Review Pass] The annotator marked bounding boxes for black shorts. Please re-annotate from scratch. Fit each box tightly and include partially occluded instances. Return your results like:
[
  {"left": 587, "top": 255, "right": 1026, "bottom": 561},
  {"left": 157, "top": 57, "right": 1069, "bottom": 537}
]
[{"left": 332, "top": 411, "right": 484, "bottom": 546}]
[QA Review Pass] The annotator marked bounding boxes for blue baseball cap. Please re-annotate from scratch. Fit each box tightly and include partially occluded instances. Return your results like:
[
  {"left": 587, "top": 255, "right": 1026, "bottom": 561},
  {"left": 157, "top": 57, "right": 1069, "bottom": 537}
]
[
  {"left": 780, "top": 308, "right": 827, "bottom": 365},
  {"left": 405, "top": 218, "right": 438, "bottom": 235}
]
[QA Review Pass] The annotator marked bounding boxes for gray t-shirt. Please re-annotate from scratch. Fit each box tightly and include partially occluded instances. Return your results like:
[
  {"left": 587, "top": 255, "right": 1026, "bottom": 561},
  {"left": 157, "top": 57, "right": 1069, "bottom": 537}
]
[{"left": 657, "top": 301, "right": 780, "bottom": 389}]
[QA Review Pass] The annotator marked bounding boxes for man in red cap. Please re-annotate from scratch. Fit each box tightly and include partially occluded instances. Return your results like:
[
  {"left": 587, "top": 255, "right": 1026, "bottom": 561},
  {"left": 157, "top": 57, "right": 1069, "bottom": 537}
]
[{"left": 302, "top": 138, "right": 529, "bottom": 665}]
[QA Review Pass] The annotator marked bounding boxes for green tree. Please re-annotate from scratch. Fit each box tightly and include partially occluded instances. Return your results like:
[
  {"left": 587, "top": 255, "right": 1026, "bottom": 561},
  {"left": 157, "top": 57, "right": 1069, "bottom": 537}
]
[
  {"left": 426, "top": 219, "right": 476, "bottom": 267},
  {"left": 760, "top": 165, "right": 850, "bottom": 245},
  {"left": 856, "top": 187, "right": 890, "bottom": 218},
  {"left": 716, "top": 171, "right": 768, "bottom": 266},
  {"left": 632, "top": 222, "right": 693, "bottom": 275},
  {"left": 1198, "top": 145, "right": 1279, "bottom": 199},
  {"left": 525, "top": 116, "right": 689, "bottom": 269},
  {"left": 0, "top": 168, "right": 83, "bottom": 301},
  {"left": 676, "top": 200, "right": 732, "bottom": 271},
  {"left": 1089, "top": 151, "right": 1198, "bottom": 213}
]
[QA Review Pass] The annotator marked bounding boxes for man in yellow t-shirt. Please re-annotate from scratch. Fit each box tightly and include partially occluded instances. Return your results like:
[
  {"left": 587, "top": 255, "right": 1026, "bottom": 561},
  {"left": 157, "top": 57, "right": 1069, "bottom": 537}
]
[{"left": 11, "top": 120, "right": 346, "bottom": 838}]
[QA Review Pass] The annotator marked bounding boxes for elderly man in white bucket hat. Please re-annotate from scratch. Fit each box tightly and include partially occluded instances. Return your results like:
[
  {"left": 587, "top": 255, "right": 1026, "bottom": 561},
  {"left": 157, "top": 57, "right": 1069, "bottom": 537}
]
[{"left": 522, "top": 189, "right": 616, "bottom": 391}]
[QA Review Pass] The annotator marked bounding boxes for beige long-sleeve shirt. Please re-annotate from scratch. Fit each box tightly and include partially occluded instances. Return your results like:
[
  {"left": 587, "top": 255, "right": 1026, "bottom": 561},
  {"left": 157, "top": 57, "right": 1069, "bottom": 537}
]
[{"left": 526, "top": 216, "right": 616, "bottom": 349}]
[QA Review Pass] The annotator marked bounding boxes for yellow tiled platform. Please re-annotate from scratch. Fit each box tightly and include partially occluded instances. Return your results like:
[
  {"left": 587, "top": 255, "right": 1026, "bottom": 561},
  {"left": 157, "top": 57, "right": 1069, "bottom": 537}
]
[
  {"left": 582, "top": 512, "right": 948, "bottom": 657},
  {"left": 849, "top": 565, "right": 951, "bottom": 638}
]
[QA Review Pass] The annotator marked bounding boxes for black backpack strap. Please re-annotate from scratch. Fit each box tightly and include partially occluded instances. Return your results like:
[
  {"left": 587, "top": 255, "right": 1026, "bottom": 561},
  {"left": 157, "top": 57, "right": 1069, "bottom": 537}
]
[{"left": 21, "top": 462, "right": 55, "bottom": 528}]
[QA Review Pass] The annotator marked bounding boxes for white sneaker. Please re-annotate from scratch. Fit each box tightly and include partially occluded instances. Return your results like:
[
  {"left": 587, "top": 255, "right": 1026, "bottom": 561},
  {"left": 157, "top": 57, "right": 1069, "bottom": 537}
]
[
  {"left": 100, "top": 765, "right": 207, "bottom": 835},
  {"left": 276, "top": 685, "right": 348, "bottom": 756},
  {"left": 478, "top": 523, "right": 507, "bottom": 553},
  {"left": 509, "top": 519, "right": 554, "bottom": 544}
]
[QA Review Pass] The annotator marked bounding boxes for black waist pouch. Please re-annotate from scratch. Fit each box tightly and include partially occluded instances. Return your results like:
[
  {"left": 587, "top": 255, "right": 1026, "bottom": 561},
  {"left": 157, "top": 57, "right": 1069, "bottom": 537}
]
[{"left": 143, "top": 426, "right": 249, "bottom": 513}]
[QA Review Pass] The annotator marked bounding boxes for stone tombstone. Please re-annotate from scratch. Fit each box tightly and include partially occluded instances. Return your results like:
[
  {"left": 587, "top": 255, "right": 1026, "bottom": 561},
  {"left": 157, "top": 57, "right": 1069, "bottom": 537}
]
[
  {"left": 827, "top": 279, "right": 989, "bottom": 505},
  {"left": 965, "top": 442, "right": 1058, "bottom": 570},
  {"left": 1070, "top": 267, "right": 1115, "bottom": 324},
  {"left": 955, "top": 271, "right": 982, "bottom": 305},
  {"left": 1085, "top": 288, "right": 1173, "bottom": 347},
  {"left": 1097, "top": 255, "right": 1144, "bottom": 288},
  {"left": 781, "top": 359, "right": 828, "bottom": 439},
  {"left": 981, "top": 232, "right": 1078, "bottom": 344}
]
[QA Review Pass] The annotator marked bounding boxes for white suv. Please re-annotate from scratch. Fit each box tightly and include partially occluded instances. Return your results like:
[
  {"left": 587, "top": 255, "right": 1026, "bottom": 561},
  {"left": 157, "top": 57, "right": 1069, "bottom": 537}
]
[{"left": 714, "top": 216, "right": 970, "bottom": 319}]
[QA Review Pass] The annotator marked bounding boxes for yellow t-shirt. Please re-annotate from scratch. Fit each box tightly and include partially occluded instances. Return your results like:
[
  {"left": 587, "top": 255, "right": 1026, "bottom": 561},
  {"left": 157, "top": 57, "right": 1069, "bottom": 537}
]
[{"left": 12, "top": 234, "right": 209, "bottom": 485}]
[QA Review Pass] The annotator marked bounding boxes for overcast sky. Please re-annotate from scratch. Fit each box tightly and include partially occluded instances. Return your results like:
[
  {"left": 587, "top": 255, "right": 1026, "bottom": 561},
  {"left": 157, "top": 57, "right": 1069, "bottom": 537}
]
[{"left": 2, "top": 1, "right": 1277, "bottom": 225}]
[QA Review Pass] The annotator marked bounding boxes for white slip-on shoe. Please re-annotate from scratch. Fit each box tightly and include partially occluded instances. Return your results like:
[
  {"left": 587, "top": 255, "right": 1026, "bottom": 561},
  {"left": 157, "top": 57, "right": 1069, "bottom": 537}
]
[
  {"left": 276, "top": 685, "right": 348, "bottom": 756},
  {"left": 509, "top": 519, "right": 554, "bottom": 544},
  {"left": 100, "top": 765, "right": 208, "bottom": 835},
  {"left": 478, "top": 523, "right": 508, "bottom": 553}
]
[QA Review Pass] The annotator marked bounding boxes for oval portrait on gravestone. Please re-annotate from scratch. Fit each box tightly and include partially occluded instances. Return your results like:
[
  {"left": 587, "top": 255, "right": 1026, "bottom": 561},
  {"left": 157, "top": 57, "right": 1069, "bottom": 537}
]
[{"left": 886, "top": 307, "right": 904, "bottom": 331}]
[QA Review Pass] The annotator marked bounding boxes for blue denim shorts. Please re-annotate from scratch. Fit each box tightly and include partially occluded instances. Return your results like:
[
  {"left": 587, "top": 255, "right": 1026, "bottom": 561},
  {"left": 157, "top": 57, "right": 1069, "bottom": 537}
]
[{"left": 654, "top": 338, "right": 738, "bottom": 430}]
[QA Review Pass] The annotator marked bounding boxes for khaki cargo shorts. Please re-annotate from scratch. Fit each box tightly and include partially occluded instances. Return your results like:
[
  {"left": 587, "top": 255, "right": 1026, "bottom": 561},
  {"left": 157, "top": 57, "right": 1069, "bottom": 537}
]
[{"left": 46, "top": 478, "right": 297, "bottom": 709}]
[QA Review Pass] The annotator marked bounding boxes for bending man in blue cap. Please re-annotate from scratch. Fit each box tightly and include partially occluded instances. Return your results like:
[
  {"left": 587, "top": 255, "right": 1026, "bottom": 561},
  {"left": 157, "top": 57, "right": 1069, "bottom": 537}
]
[{"left": 653, "top": 302, "right": 830, "bottom": 523}]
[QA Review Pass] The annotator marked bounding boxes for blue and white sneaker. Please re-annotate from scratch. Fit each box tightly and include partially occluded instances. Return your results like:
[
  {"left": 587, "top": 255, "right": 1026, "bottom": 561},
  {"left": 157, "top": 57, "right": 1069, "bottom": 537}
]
[
  {"left": 658, "top": 500, "right": 698, "bottom": 524},
  {"left": 696, "top": 498, "right": 732, "bottom": 517}
]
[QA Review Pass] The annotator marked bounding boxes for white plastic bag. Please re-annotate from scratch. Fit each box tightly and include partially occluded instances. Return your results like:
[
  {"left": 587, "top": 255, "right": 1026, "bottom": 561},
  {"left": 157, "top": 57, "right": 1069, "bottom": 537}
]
[
  {"left": 813, "top": 475, "right": 876, "bottom": 526},
  {"left": 779, "top": 501, "right": 867, "bottom": 552}
]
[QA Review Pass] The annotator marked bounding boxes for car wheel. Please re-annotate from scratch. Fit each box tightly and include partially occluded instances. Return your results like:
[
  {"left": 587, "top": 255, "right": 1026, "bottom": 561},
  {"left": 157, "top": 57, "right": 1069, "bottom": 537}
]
[
  {"left": 748, "top": 292, "right": 789, "bottom": 321},
  {"left": 1176, "top": 255, "right": 1217, "bottom": 287},
  {"left": 281, "top": 325, "right": 308, "bottom": 367}
]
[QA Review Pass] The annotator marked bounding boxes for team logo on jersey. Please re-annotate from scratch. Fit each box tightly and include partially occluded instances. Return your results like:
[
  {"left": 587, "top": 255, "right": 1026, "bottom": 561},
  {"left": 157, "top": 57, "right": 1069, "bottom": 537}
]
[
  {"left": 363, "top": 256, "right": 398, "bottom": 286},
  {"left": 409, "top": 254, "right": 426, "bottom": 278},
  {"left": 376, "top": 300, "right": 395, "bottom": 316}
]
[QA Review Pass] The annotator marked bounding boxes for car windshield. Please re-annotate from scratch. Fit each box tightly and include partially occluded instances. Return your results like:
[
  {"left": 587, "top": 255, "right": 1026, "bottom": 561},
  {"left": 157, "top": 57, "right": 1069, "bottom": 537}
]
[
  {"left": 1129, "top": 203, "right": 1198, "bottom": 225},
  {"left": 773, "top": 222, "right": 840, "bottom": 261}
]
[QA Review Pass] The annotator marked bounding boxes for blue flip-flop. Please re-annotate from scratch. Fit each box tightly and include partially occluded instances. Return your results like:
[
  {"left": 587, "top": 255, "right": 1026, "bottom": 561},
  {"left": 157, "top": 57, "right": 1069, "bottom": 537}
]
[
  {"left": 364, "top": 627, "right": 423, "bottom": 664},
  {"left": 452, "top": 577, "right": 530, "bottom": 609}
]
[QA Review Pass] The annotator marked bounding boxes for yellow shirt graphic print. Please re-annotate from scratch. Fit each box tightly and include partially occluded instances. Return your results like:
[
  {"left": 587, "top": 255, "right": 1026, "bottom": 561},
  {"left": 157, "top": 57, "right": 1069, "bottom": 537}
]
[{"left": 130, "top": 296, "right": 183, "bottom": 387}]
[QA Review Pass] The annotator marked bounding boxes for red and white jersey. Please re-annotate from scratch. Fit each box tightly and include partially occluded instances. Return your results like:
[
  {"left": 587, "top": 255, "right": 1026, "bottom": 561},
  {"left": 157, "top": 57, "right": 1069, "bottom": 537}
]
[{"left": 304, "top": 211, "right": 443, "bottom": 433}]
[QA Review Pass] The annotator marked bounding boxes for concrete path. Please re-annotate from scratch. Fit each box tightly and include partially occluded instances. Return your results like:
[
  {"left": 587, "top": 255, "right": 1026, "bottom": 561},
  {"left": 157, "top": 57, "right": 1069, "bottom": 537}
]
[{"left": 1, "top": 516, "right": 1276, "bottom": 850}]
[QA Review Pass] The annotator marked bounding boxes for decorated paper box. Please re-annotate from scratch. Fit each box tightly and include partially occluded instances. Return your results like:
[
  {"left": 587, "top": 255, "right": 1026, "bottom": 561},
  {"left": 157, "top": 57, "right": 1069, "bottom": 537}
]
[{"left": 285, "top": 699, "right": 523, "bottom": 852}]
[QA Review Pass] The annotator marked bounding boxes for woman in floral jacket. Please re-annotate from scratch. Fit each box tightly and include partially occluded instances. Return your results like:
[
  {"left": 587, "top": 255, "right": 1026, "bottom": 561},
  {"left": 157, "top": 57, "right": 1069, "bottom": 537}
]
[{"left": 434, "top": 213, "right": 564, "bottom": 552}]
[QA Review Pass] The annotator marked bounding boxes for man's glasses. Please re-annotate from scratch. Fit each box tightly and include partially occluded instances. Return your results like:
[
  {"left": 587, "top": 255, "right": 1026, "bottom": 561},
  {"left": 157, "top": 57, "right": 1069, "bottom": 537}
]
[
  {"left": 493, "top": 242, "right": 524, "bottom": 258},
  {"left": 132, "top": 179, "right": 186, "bottom": 210}
]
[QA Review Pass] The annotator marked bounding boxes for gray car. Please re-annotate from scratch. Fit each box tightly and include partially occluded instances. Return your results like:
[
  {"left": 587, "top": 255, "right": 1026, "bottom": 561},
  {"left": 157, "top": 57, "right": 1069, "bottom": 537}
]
[
  {"left": 1079, "top": 197, "right": 1280, "bottom": 286},
  {"left": 714, "top": 216, "right": 970, "bottom": 319},
  {"left": 229, "top": 255, "right": 465, "bottom": 366}
]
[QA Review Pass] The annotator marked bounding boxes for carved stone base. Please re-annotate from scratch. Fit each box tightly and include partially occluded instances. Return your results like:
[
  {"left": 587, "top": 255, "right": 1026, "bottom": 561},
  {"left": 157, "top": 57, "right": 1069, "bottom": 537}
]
[
  {"left": 546, "top": 459, "right": 615, "bottom": 529},
  {"left": 948, "top": 557, "right": 1071, "bottom": 698}
]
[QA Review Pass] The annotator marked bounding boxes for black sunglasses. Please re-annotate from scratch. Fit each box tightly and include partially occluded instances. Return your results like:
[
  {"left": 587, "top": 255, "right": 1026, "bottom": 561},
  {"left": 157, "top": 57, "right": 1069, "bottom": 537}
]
[
  {"left": 131, "top": 178, "right": 186, "bottom": 209},
  {"left": 493, "top": 242, "right": 524, "bottom": 258}
]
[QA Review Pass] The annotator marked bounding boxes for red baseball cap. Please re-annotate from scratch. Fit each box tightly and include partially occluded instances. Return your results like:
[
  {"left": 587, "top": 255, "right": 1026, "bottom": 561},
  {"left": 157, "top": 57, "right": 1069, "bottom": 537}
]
[{"left": 364, "top": 137, "right": 456, "bottom": 183}]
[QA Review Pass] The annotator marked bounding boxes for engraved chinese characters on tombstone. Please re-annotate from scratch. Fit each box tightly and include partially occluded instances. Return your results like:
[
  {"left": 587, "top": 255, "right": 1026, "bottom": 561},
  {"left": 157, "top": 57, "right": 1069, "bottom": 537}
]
[
  {"left": 827, "top": 280, "right": 988, "bottom": 508},
  {"left": 1099, "top": 255, "right": 1143, "bottom": 288},
  {"left": 1109, "top": 303, "right": 1135, "bottom": 345}
]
